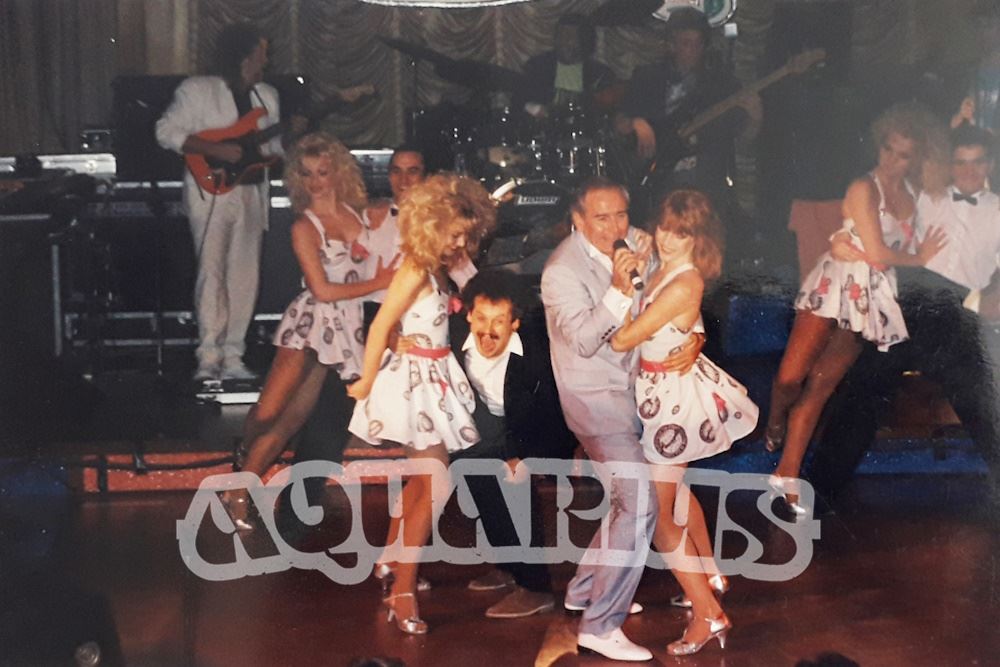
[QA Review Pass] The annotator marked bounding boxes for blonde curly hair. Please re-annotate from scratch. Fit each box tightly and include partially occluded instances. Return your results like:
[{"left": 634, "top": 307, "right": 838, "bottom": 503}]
[
  {"left": 284, "top": 132, "right": 368, "bottom": 213},
  {"left": 398, "top": 173, "right": 497, "bottom": 273},
  {"left": 871, "top": 102, "right": 946, "bottom": 188}
]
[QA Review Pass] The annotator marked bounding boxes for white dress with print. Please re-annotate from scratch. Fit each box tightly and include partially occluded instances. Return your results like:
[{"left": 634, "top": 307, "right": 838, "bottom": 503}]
[
  {"left": 349, "top": 276, "right": 480, "bottom": 452},
  {"left": 794, "top": 174, "right": 915, "bottom": 351},
  {"left": 638, "top": 264, "right": 759, "bottom": 465},
  {"left": 272, "top": 207, "right": 369, "bottom": 380}
]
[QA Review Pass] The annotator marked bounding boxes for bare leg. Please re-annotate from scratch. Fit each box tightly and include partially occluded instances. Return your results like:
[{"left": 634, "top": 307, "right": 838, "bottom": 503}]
[
  {"left": 775, "top": 328, "right": 864, "bottom": 490},
  {"left": 385, "top": 443, "right": 450, "bottom": 624},
  {"left": 653, "top": 471, "right": 724, "bottom": 646},
  {"left": 225, "top": 350, "right": 326, "bottom": 524},
  {"left": 767, "top": 312, "right": 838, "bottom": 444},
  {"left": 241, "top": 353, "right": 327, "bottom": 477},
  {"left": 676, "top": 488, "right": 720, "bottom": 576},
  {"left": 241, "top": 348, "right": 314, "bottom": 453}
]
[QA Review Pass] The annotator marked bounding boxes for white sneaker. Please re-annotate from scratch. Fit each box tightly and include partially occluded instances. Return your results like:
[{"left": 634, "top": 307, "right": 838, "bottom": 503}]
[
  {"left": 578, "top": 628, "right": 652, "bottom": 662},
  {"left": 221, "top": 360, "right": 258, "bottom": 381}
]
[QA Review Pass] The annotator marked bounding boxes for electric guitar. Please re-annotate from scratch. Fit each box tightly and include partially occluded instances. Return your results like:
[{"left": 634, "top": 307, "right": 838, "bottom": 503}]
[
  {"left": 632, "top": 49, "right": 826, "bottom": 193},
  {"left": 185, "top": 83, "right": 375, "bottom": 195}
]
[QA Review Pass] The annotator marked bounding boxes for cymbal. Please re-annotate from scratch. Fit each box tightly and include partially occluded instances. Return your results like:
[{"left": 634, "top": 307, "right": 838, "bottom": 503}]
[
  {"left": 380, "top": 37, "right": 454, "bottom": 67},
  {"left": 589, "top": 0, "right": 662, "bottom": 26},
  {"left": 381, "top": 36, "right": 525, "bottom": 91}
]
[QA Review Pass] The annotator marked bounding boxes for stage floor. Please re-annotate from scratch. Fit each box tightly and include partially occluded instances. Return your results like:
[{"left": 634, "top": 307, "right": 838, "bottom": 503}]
[
  {"left": 2, "top": 357, "right": 997, "bottom": 665},
  {"left": 3, "top": 471, "right": 999, "bottom": 666}
]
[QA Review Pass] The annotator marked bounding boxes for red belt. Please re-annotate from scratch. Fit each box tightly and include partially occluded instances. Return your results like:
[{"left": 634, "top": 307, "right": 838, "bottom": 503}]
[
  {"left": 640, "top": 358, "right": 672, "bottom": 373},
  {"left": 406, "top": 346, "right": 449, "bottom": 359}
]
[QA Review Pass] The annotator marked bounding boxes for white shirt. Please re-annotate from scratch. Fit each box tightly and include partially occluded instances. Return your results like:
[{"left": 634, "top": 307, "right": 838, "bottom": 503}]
[
  {"left": 575, "top": 228, "right": 633, "bottom": 320},
  {"left": 362, "top": 204, "right": 402, "bottom": 303},
  {"left": 916, "top": 187, "right": 1000, "bottom": 292},
  {"left": 155, "top": 76, "right": 281, "bottom": 225},
  {"left": 462, "top": 331, "right": 523, "bottom": 417}
]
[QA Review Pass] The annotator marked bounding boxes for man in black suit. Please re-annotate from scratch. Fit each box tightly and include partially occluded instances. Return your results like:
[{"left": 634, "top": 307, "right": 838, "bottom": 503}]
[
  {"left": 512, "top": 14, "right": 616, "bottom": 120},
  {"left": 448, "top": 270, "right": 576, "bottom": 618}
]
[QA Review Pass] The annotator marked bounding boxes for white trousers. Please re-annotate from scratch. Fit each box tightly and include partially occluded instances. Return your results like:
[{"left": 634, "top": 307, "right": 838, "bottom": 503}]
[{"left": 185, "top": 183, "right": 266, "bottom": 367}]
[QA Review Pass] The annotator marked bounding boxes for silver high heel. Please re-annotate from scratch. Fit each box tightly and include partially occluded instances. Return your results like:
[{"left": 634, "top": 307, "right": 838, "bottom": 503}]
[
  {"left": 383, "top": 592, "right": 428, "bottom": 635},
  {"left": 667, "top": 613, "right": 731, "bottom": 656},
  {"left": 708, "top": 574, "right": 730, "bottom": 595},
  {"left": 373, "top": 563, "right": 432, "bottom": 597},
  {"left": 768, "top": 474, "right": 809, "bottom": 517},
  {"left": 221, "top": 490, "right": 254, "bottom": 531},
  {"left": 669, "top": 574, "right": 730, "bottom": 608}
]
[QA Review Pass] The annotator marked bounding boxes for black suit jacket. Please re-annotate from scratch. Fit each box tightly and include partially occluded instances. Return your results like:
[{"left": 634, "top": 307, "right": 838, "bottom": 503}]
[
  {"left": 449, "top": 315, "right": 575, "bottom": 461},
  {"left": 512, "top": 51, "right": 615, "bottom": 111}
]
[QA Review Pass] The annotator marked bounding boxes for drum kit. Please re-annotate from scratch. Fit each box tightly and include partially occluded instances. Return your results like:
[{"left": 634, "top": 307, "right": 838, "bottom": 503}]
[
  {"left": 381, "top": 37, "right": 622, "bottom": 269},
  {"left": 379, "top": 0, "right": 739, "bottom": 269}
]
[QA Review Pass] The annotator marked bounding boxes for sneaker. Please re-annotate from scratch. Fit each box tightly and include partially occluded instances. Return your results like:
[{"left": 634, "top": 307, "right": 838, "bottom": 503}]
[
  {"left": 467, "top": 569, "right": 515, "bottom": 591},
  {"left": 485, "top": 587, "right": 555, "bottom": 619},
  {"left": 221, "top": 359, "right": 258, "bottom": 381}
]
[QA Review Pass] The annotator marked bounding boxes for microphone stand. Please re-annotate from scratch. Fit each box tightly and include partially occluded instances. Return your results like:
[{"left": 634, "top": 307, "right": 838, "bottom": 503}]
[{"left": 147, "top": 180, "right": 167, "bottom": 378}]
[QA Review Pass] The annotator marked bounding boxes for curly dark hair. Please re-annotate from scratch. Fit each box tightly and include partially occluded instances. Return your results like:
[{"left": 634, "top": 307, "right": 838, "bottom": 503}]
[{"left": 214, "top": 22, "right": 264, "bottom": 85}]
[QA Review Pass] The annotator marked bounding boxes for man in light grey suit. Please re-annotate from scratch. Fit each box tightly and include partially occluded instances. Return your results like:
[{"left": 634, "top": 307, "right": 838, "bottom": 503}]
[{"left": 542, "top": 177, "right": 702, "bottom": 661}]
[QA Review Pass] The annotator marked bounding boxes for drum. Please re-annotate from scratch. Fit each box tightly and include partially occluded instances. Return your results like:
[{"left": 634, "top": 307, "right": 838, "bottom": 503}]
[
  {"left": 539, "top": 103, "right": 608, "bottom": 183},
  {"left": 482, "top": 180, "right": 572, "bottom": 272},
  {"left": 475, "top": 106, "right": 540, "bottom": 181}
]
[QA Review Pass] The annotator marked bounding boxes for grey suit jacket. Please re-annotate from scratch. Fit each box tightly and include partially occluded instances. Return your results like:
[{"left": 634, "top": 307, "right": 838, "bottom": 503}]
[{"left": 541, "top": 228, "right": 646, "bottom": 438}]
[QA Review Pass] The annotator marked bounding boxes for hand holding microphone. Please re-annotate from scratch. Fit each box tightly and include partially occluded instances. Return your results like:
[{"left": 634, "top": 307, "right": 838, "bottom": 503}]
[{"left": 612, "top": 238, "right": 645, "bottom": 293}]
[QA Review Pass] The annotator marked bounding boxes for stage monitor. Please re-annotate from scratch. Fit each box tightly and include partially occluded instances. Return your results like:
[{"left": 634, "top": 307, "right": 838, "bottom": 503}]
[{"left": 111, "top": 74, "right": 311, "bottom": 183}]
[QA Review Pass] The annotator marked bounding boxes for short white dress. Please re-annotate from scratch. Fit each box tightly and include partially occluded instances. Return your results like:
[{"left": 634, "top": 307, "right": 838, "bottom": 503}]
[
  {"left": 273, "top": 207, "right": 369, "bottom": 380},
  {"left": 637, "top": 264, "right": 759, "bottom": 465},
  {"left": 348, "top": 276, "right": 480, "bottom": 452},
  {"left": 794, "top": 174, "right": 915, "bottom": 351}
]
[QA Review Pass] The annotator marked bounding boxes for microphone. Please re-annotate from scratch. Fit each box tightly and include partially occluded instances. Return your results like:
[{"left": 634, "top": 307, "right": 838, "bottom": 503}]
[{"left": 612, "top": 239, "right": 645, "bottom": 291}]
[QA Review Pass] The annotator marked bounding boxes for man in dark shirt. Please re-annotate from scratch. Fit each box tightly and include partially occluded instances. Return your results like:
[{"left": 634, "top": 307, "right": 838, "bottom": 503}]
[
  {"left": 513, "top": 14, "right": 616, "bottom": 120},
  {"left": 616, "top": 8, "right": 761, "bottom": 212}
]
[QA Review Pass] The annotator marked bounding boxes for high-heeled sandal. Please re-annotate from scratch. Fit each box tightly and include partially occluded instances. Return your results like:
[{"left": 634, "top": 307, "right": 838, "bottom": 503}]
[
  {"left": 669, "top": 573, "right": 730, "bottom": 608},
  {"left": 383, "top": 592, "right": 428, "bottom": 635},
  {"left": 768, "top": 474, "right": 809, "bottom": 517},
  {"left": 764, "top": 424, "right": 785, "bottom": 452},
  {"left": 373, "top": 563, "right": 432, "bottom": 596},
  {"left": 667, "top": 613, "right": 731, "bottom": 656},
  {"left": 221, "top": 490, "right": 254, "bottom": 531}
]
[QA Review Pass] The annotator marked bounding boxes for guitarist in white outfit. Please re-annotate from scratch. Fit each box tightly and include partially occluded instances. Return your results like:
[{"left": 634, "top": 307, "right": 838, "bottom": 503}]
[{"left": 156, "top": 22, "right": 304, "bottom": 383}]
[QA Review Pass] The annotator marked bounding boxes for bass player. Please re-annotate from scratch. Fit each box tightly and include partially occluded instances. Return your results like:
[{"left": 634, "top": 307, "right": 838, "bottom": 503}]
[{"left": 615, "top": 8, "right": 761, "bottom": 218}]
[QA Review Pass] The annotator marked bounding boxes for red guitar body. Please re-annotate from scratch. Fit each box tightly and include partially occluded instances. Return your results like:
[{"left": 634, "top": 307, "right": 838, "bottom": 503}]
[{"left": 184, "top": 108, "right": 280, "bottom": 196}]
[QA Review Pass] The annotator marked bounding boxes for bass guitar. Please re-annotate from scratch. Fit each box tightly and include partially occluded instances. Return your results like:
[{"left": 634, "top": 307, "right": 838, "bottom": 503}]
[
  {"left": 185, "top": 83, "right": 375, "bottom": 196},
  {"left": 632, "top": 49, "right": 826, "bottom": 194}
]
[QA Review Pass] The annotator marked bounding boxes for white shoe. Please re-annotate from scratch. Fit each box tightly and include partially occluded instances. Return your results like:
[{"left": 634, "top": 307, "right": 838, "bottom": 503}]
[
  {"left": 221, "top": 360, "right": 258, "bottom": 381},
  {"left": 193, "top": 363, "right": 220, "bottom": 382},
  {"left": 578, "top": 628, "right": 652, "bottom": 662},
  {"left": 565, "top": 600, "right": 643, "bottom": 615}
]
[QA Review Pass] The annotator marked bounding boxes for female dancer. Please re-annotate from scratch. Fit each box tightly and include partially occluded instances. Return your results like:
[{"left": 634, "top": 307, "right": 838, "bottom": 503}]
[
  {"left": 764, "top": 103, "right": 947, "bottom": 513},
  {"left": 347, "top": 173, "right": 495, "bottom": 635},
  {"left": 224, "top": 132, "right": 394, "bottom": 528},
  {"left": 611, "top": 190, "right": 758, "bottom": 656}
]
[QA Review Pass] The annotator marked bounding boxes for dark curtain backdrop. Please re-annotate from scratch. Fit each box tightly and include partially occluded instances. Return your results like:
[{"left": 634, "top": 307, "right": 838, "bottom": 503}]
[{"left": 0, "top": 0, "right": 982, "bottom": 162}]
